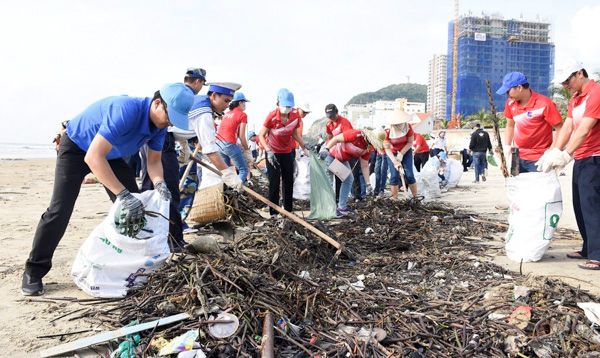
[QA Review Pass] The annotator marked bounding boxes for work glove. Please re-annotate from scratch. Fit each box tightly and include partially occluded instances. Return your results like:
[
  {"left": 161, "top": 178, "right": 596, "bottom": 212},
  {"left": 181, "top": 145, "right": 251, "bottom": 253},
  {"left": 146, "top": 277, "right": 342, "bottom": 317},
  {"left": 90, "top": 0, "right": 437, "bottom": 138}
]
[
  {"left": 154, "top": 181, "right": 171, "bottom": 201},
  {"left": 366, "top": 184, "right": 374, "bottom": 196},
  {"left": 266, "top": 150, "right": 279, "bottom": 169},
  {"left": 535, "top": 148, "right": 561, "bottom": 173},
  {"left": 318, "top": 146, "right": 329, "bottom": 160},
  {"left": 547, "top": 150, "right": 573, "bottom": 171},
  {"left": 302, "top": 146, "right": 310, "bottom": 157},
  {"left": 115, "top": 189, "right": 145, "bottom": 237},
  {"left": 243, "top": 149, "right": 254, "bottom": 166},
  {"left": 222, "top": 167, "right": 243, "bottom": 191}
]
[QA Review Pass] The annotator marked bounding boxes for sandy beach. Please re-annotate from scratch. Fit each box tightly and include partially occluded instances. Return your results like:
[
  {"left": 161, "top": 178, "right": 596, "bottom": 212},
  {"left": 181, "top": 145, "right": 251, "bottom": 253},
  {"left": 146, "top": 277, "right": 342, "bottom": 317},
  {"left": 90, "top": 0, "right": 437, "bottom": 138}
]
[{"left": 0, "top": 158, "right": 597, "bottom": 356}]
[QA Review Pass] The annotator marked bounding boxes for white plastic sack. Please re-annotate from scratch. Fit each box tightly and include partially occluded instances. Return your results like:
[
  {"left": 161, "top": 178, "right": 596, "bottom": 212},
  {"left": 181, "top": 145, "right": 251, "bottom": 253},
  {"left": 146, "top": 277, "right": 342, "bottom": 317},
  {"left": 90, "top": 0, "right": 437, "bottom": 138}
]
[
  {"left": 369, "top": 173, "right": 376, "bottom": 188},
  {"left": 445, "top": 159, "right": 463, "bottom": 188},
  {"left": 293, "top": 156, "right": 311, "bottom": 200},
  {"left": 505, "top": 172, "right": 562, "bottom": 262},
  {"left": 415, "top": 156, "right": 441, "bottom": 201},
  {"left": 71, "top": 190, "right": 171, "bottom": 297}
]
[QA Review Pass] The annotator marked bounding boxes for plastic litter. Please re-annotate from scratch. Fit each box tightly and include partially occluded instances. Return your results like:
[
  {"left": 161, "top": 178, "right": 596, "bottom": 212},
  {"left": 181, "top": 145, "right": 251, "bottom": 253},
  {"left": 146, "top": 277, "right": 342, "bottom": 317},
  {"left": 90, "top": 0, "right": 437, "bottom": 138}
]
[
  {"left": 308, "top": 156, "right": 337, "bottom": 220},
  {"left": 208, "top": 312, "right": 239, "bottom": 338},
  {"left": 158, "top": 330, "right": 199, "bottom": 356}
]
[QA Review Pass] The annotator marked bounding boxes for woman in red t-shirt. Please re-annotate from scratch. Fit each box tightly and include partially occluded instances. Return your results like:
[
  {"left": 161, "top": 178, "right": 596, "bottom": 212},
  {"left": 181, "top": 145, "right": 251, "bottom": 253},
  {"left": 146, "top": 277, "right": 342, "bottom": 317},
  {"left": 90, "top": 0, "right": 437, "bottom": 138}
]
[
  {"left": 216, "top": 92, "right": 252, "bottom": 182},
  {"left": 384, "top": 110, "right": 418, "bottom": 200},
  {"left": 413, "top": 133, "right": 430, "bottom": 172},
  {"left": 258, "top": 89, "right": 309, "bottom": 215}
]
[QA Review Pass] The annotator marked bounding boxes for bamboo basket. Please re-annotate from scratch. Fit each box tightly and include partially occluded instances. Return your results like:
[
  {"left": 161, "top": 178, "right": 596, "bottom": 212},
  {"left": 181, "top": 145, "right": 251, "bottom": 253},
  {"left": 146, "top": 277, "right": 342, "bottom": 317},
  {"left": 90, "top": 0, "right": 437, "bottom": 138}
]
[{"left": 188, "top": 184, "right": 226, "bottom": 224}]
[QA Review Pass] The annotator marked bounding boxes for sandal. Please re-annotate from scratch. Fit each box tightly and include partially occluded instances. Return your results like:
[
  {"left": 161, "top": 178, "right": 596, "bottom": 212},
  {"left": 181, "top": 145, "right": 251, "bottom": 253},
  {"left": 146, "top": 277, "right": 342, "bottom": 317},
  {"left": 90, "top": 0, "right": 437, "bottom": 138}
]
[
  {"left": 578, "top": 260, "right": 600, "bottom": 270},
  {"left": 566, "top": 251, "right": 587, "bottom": 259}
]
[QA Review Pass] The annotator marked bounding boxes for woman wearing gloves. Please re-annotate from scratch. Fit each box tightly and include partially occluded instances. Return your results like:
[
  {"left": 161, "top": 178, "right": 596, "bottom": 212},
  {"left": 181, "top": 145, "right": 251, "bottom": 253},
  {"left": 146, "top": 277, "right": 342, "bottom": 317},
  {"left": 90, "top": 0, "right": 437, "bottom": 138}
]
[
  {"left": 537, "top": 62, "right": 600, "bottom": 270},
  {"left": 384, "top": 110, "right": 418, "bottom": 200},
  {"left": 258, "top": 89, "right": 309, "bottom": 215},
  {"left": 321, "top": 129, "right": 385, "bottom": 217},
  {"left": 216, "top": 92, "right": 252, "bottom": 183}
]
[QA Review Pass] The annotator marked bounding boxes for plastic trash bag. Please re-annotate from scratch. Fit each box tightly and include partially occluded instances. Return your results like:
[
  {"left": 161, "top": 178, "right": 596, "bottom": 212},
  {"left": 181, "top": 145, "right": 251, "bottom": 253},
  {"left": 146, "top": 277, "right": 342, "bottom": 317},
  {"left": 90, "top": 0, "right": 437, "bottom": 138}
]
[
  {"left": 308, "top": 156, "right": 337, "bottom": 220},
  {"left": 293, "top": 156, "right": 310, "bottom": 200},
  {"left": 505, "top": 172, "right": 562, "bottom": 262},
  {"left": 71, "top": 190, "right": 171, "bottom": 297}
]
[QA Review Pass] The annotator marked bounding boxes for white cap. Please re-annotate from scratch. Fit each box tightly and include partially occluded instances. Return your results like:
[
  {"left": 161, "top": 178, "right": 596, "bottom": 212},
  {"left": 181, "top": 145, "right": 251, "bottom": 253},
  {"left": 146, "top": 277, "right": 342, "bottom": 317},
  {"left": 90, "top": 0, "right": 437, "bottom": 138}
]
[
  {"left": 553, "top": 60, "right": 584, "bottom": 84},
  {"left": 298, "top": 103, "right": 311, "bottom": 113}
]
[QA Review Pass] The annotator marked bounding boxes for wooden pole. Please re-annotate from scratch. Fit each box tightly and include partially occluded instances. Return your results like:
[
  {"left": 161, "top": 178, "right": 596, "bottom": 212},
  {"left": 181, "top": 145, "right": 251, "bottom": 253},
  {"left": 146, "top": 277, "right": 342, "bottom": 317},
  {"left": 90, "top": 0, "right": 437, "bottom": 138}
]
[
  {"left": 260, "top": 311, "right": 275, "bottom": 358},
  {"left": 485, "top": 80, "right": 509, "bottom": 178},
  {"left": 178, "top": 144, "right": 201, "bottom": 191},
  {"left": 192, "top": 157, "right": 343, "bottom": 252}
]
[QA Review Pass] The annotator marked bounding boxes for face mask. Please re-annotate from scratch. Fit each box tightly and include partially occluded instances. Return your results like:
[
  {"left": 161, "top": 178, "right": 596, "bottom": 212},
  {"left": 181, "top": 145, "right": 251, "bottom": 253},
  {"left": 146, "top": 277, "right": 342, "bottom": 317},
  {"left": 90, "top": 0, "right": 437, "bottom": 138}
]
[{"left": 279, "top": 106, "right": 291, "bottom": 114}]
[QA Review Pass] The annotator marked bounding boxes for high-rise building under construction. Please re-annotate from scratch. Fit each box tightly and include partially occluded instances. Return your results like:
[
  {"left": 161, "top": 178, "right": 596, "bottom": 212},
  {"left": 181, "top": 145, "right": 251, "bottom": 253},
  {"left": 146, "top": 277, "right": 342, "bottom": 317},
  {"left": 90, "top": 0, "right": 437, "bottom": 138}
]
[{"left": 445, "top": 14, "right": 554, "bottom": 118}]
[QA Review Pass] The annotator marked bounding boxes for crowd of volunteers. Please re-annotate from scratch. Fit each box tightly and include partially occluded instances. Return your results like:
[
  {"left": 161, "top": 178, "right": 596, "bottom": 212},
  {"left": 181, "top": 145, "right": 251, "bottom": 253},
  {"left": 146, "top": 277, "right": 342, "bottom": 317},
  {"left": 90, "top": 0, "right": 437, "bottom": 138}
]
[{"left": 21, "top": 61, "right": 600, "bottom": 296}]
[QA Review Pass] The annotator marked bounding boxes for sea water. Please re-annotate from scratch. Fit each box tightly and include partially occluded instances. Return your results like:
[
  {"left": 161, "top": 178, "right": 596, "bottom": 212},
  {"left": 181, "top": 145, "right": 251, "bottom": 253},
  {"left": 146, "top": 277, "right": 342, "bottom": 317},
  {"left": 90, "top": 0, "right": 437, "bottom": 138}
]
[{"left": 0, "top": 142, "right": 55, "bottom": 159}]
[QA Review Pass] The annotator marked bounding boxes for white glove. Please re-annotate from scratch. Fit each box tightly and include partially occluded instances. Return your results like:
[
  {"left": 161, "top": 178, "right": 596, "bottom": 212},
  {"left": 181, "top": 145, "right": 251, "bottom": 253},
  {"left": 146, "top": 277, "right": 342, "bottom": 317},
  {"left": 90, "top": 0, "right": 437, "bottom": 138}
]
[
  {"left": 366, "top": 184, "right": 373, "bottom": 196},
  {"left": 535, "top": 148, "right": 560, "bottom": 173},
  {"left": 243, "top": 149, "right": 254, "bottom": 166},
  {"left": 547, "top": 150, "right": 573, "bottom": 171},
  {"left": 222, "top": 167, "right": 243, "bottom": 190}
]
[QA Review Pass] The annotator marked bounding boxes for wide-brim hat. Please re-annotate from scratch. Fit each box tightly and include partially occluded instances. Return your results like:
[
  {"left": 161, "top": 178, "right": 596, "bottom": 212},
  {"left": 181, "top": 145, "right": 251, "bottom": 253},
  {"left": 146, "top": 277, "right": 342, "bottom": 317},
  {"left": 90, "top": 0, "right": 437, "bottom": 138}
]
[
  {"left": 388, "top": 110, "right": 412, "bottom": 125},
  {"left": 363, "top": 129, "right": 386, "bottom": 151}
]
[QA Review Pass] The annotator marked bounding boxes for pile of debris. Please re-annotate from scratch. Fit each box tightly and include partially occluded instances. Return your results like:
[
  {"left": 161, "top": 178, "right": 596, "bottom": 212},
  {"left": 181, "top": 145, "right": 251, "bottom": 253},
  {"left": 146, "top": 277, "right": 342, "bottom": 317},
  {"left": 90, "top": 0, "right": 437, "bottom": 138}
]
[{"left": 42, "top": 191, "right": 600, "bottom": 357}]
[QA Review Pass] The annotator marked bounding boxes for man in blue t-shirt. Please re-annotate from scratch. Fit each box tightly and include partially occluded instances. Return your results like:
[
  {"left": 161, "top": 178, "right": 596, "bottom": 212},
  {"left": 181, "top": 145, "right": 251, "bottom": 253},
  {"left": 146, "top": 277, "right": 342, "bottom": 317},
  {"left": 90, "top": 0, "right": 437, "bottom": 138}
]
[{"left": 22, "top": 83, "right": 194, "bottom": 296}]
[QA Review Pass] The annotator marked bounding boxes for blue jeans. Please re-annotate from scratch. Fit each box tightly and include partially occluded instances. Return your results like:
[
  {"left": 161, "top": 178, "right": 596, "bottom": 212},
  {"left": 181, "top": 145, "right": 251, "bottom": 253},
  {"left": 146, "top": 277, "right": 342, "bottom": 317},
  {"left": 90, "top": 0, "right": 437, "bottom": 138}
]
[
  {"left": 387, "top": 149, "right": 416, "bottom": 186},
  {"left": 472, "top": 152, "right": 486, "bottom": 181},
  {"left": 325, "top": 155, "right": 353, "bottom": 210},
  {"left": 519, "top": 158, "right": 538, "bottom": 173},
  {"left": 216, "top": 140, "right": 248, "bottom": 182},
  {"left": 374, "top": 153, "right": 388, "bottom": 194}
]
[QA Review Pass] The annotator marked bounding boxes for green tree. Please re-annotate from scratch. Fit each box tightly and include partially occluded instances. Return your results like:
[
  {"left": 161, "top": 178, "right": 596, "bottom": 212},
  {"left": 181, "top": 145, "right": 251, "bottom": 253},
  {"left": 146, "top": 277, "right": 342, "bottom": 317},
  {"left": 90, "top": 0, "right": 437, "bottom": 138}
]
[{"left": 347, "top": 83, "right": 427, "bottom": 104}]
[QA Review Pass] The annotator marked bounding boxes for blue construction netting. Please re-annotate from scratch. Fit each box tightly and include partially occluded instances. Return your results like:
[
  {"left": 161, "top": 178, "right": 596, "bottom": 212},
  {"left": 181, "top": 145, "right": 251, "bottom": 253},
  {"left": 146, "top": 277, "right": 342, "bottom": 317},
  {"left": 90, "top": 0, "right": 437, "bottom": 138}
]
[{"left": 445, "top": 20, "right": 555, "bottom": 119}]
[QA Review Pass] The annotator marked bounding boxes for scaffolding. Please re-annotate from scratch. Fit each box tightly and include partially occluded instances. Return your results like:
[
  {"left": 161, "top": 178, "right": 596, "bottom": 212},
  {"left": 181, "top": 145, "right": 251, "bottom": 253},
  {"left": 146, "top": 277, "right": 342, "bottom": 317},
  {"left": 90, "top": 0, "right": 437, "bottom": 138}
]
[{"left": 445, "top": 15, "right": 555, "bottom": 118}]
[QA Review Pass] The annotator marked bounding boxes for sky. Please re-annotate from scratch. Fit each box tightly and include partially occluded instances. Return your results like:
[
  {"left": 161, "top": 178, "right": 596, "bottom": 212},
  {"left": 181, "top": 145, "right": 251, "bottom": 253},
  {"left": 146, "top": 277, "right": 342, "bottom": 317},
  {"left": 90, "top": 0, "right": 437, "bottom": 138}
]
[{"left": 1, "top": 0, "right": 599, "bottom": 144}]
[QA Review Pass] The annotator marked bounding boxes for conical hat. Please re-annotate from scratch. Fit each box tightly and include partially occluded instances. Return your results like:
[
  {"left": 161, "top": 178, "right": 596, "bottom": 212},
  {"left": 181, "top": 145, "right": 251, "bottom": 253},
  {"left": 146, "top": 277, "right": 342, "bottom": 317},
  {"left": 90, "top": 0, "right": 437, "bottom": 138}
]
[
  {"left": 363, "top": 129, "right": 385, "bottom": 151},
  {"left": 388, "top": 110, "right": 412, "bottom": 125}
]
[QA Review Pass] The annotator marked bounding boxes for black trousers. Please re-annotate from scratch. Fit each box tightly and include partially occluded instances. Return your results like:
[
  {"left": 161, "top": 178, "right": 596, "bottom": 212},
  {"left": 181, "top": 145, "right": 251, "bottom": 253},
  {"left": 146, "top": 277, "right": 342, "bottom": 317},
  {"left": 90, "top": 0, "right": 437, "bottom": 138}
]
[
  {"left": 414, "top": 152, "right": 429, "bottom": 172},
  {"left": 266, "top": 151, "right": 294, "bottom": 215},
  {"left": 25, "top": 134, "right": 139, "bottom": 280},
  {"left": 141, "top": 133, "right": 183, "bottom": 244},
  {"left": 572, "top": 157, "right": 600, "bottom": 261}
]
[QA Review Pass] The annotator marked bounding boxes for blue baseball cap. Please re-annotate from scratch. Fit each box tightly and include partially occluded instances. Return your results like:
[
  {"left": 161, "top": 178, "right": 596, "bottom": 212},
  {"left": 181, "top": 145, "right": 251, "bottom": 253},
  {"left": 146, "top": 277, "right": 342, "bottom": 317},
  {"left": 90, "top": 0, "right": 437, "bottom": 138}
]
[
  {"left": 233, "top": 92, "right": 249, "bottom": 102},
  {"left": 186, "top": 67, "right": 207, "bottom": 81},
  {"left": 496, "top": 72, "right": 528, "bottom": 95},
  {"left": 247, "top": 130, "right": 256, "bottom": 139},
  {"left": 277, "top": 88, "right": 295, "bottom": 107},
  {"left": 159, "top": 83, "right": 195, "bottom": 130}
]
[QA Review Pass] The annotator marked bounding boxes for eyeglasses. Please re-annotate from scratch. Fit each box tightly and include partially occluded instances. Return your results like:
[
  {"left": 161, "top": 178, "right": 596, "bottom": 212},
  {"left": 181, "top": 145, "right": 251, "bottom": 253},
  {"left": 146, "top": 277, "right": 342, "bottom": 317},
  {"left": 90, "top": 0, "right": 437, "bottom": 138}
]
[{"left": 562, "top": 71, "right": 578, "bottom": 86}]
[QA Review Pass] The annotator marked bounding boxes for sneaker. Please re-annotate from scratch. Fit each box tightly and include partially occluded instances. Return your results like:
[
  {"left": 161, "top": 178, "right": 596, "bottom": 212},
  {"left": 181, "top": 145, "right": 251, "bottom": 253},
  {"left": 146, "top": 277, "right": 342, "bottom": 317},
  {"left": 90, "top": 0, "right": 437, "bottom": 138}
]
[
  {"left": 336, "top": 207, "right": 352, "bottom": 217},
  {"left": 482, "top": 174, "right": 487, "bottom": 182},
  {"left": 472, "top": 180, "right": 479, "bottom": 183},
  {"left": 22, "top": 272, "right": 43, "bottom": 296}
]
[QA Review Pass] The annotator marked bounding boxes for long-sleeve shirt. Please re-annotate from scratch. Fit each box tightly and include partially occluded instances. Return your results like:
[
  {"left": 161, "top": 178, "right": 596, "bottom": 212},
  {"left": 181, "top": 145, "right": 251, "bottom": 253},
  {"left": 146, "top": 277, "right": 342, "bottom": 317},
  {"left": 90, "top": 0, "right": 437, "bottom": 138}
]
[{"left": 469, "top": 129, "right": 492, "bottom": 153}]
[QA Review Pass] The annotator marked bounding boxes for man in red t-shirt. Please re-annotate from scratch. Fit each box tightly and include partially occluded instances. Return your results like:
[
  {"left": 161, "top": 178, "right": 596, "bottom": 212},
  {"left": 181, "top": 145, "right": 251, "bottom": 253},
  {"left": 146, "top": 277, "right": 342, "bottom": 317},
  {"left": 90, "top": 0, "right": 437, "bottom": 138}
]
[
  {"left": 496, "top": 72, "right": 563, "bottom": 173},
  {"left": 324, "top": 104, "right": 353, "bottom": 141},
  {"left": 538, "top": 62, "right": 600, "bottom": 269},
  {"left": 413, "top": 133, "right": 430, "bottom": 172}
]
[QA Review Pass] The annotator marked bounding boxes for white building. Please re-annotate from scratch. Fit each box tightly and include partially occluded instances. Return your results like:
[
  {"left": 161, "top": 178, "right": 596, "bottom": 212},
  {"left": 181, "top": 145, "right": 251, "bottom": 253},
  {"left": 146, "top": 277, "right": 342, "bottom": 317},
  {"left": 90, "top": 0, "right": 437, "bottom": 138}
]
[
  {"left": 405, "top": 101, "right": 426, "bottom": 114},
  {"left": 427, "top": 54, "right": 447, "bottom": 120}
]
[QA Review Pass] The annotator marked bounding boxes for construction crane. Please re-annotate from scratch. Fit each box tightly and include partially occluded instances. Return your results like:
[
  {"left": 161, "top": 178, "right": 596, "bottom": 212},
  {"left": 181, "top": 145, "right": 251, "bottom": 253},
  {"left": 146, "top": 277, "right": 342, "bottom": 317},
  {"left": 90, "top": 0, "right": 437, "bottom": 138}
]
[{"left": 448, "top": 0, "right": 461, "bottom": 129}]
